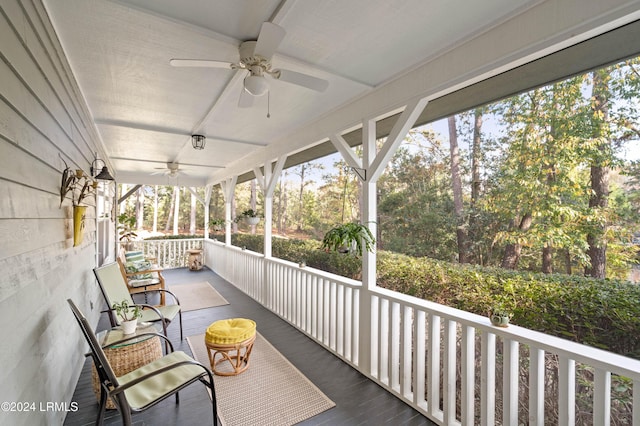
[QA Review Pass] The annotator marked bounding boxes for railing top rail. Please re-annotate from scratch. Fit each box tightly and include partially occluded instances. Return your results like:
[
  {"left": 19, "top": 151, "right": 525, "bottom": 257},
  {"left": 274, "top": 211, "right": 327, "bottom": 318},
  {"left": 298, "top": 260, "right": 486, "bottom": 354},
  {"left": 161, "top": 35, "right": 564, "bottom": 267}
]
[
  {"left": 266, "top": 256, "right": 362, "bottom": 287},
  {"left": 372, "top": 285, "right": 640, "bottom": 379}
]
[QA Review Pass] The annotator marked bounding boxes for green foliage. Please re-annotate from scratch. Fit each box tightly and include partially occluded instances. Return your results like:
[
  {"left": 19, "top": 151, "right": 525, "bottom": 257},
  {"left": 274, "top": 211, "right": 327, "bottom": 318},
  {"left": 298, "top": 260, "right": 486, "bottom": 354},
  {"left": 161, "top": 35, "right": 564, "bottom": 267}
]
[
  {"left": 321, "top": 222, "right": 375, "bottom": 256},
  {"left": 111, "top": 300, "right": 142, "bottom": 322},
  {"left": 117, "top": 212, "right": 137, "bottom": 242},
  {"left": 376, "top": 251, "right": 640, "bottom": 357}
]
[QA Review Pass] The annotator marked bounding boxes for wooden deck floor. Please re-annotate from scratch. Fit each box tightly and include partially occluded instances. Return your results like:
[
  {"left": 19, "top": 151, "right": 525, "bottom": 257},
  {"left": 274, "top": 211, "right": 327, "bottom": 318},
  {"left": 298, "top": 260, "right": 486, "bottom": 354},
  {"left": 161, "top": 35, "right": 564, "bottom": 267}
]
[{"left": 64, "top": 267, "right": 433, "bottom": 426}]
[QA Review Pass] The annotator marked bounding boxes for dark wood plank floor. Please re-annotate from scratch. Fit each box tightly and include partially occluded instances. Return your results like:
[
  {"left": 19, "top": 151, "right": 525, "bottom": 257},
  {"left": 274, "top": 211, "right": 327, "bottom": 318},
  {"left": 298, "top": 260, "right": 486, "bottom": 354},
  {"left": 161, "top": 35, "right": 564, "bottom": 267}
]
[{"left": 64, "top": 267, "right": 433, "bottom": 426}]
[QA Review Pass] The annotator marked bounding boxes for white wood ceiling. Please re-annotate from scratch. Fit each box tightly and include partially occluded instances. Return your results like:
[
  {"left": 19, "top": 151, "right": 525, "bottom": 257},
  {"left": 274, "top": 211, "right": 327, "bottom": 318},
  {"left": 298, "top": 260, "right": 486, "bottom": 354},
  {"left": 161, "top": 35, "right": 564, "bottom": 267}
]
[{"left": 42, "top": 0, "right": 640, "bottom": 186}]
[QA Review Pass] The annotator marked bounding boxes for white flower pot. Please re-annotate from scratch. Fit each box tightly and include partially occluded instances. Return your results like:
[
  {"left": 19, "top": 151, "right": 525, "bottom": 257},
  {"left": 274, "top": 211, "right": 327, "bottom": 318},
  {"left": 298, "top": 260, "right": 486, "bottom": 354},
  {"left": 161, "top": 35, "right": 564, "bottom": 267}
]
[
  {"left": 245, "top": 216, "right": 260, "bottom": 226},
  {"left": 121, "top": 319, "right": 138, "bottom": 334}
]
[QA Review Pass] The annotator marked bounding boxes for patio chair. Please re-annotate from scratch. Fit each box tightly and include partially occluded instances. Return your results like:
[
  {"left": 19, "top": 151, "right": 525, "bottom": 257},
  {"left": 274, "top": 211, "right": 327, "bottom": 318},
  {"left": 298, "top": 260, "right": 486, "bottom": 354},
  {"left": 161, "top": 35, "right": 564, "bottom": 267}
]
[
  {"left": 68, "top": 299, "right": 217, "bottom": 426},
  {"left": 94, "top": 261, "right": 183, "bottom": 340},
  {"left": 117, "top": 250, "right": 166, "bottom": 305}
]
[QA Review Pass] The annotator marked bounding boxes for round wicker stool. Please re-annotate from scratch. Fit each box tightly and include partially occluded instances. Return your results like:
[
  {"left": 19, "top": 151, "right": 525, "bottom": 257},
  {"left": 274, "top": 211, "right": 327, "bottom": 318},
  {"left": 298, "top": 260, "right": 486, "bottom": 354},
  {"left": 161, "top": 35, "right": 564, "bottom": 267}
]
[{"left": 205, "top": 318, "right": 256, "bottom": 376}]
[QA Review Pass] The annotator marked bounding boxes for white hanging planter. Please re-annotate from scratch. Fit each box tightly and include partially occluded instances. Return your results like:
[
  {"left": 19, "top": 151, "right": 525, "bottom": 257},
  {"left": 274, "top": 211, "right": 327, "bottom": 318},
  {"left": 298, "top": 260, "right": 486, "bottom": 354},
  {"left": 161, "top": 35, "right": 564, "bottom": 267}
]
[{"left": 245, "top": 216, "right": 260, "bottom": 226}]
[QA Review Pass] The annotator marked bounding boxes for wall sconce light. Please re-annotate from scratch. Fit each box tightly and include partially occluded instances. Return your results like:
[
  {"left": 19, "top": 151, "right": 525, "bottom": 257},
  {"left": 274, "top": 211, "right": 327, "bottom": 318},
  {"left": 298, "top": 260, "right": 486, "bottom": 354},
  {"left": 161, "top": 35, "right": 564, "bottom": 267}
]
[
  {"left": 90, "top": 156, "right": 115, "bottom": 181},
  {"left": 192, "top": 134, "right": 206, "bottom": 150}
]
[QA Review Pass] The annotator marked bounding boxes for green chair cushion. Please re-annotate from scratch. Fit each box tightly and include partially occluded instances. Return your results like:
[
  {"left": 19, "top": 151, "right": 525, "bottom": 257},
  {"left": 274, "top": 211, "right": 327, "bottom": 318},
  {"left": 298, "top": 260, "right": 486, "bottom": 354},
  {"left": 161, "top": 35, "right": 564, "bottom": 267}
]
[{"left": 118, "top": 351, "right": 206, "bottom": 409}]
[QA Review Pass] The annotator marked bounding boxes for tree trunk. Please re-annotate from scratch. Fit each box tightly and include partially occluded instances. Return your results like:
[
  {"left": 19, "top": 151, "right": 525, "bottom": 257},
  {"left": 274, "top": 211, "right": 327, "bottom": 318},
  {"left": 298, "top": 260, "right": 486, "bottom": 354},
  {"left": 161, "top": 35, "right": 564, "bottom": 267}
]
[
  {"left": 501, "top": 213, "right": 533, "bottom": 269},
  {"left": 448, "top": 115, "right": 468, "bottom": 263},
  {"left": 152, "top": 185, "right": 158, "bottom": 233},
  {"left": 135, "top": 186, "right": 144, "bottom": 230},
  {"left": 165, "top": 187, "right": 176, "bottom": 232},
  {"left": 250, "top": 179, "right": 257, "bottom": 234},
  {"left": 585, "top": 69, "right": 611, "bottom": 279},
  {"left": 542, "top": 244, "right": 553, "bottom": 274},
  {"left": 297, "top": 165, "right": 306, "bottom": 231},
  {"left": 189, "top": 191, "right": 196, "bottom": 234},
  {"left": 563, "top": 249, "right": 572, "bottom": 275},
  {"left": 469, "top": 108, "right": 483, "bottom": 264},
  {"left": 173, "top": 187, "right": 180, "bottom": 235}
]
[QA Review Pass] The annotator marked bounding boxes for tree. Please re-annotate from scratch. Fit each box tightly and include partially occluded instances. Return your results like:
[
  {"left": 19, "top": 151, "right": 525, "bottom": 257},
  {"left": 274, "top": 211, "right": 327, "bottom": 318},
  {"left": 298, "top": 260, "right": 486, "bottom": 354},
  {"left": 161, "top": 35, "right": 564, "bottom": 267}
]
[{"left": 447, "top": 115, "right": 469, "bottom": 263}]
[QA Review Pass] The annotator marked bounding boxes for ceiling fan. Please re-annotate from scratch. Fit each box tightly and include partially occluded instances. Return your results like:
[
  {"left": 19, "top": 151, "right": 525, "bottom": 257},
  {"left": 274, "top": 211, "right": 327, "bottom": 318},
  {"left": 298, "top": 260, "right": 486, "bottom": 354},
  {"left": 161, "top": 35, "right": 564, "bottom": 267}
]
[
  {"left": 152, "top": 162, "right": 186, "bottom": 178},
  {"left": 170, "top": 22, "right": 329, "bottom": 107}
]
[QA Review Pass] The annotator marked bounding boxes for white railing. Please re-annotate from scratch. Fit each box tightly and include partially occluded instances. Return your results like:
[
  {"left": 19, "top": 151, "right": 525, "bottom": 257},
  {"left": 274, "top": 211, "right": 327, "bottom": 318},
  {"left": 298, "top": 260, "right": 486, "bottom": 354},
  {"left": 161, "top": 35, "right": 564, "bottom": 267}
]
[
  {"left": 119, "top": 238, "right": 204, "bottom": 268},
  {"left": 203, "top": 239, "right": 640, "bottom": 425}
]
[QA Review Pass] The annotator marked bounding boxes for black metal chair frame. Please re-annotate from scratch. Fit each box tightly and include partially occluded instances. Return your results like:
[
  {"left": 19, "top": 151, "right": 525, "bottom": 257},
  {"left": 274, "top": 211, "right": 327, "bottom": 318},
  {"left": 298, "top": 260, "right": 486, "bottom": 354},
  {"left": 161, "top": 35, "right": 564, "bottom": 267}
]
[{"left": 68, "top": 299, "right": 217, "bottom": 426}]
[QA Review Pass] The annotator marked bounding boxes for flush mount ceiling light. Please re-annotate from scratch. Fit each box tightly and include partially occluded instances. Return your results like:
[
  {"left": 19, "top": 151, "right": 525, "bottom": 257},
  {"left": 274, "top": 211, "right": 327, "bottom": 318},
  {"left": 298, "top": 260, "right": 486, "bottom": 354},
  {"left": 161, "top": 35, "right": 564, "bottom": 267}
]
[{"left": 192, "top": 134, "right": 206, "bottom": 150}]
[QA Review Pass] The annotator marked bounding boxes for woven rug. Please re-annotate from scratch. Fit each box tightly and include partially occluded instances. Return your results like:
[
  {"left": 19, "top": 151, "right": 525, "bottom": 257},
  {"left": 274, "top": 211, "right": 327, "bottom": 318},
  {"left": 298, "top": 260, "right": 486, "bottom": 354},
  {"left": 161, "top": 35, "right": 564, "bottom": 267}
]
[
  {"left": 187, "top": 333, "right": 335, "bottom": 426},
  {"left": 168, "top": 282, "right": 229, "bottom": 312}
]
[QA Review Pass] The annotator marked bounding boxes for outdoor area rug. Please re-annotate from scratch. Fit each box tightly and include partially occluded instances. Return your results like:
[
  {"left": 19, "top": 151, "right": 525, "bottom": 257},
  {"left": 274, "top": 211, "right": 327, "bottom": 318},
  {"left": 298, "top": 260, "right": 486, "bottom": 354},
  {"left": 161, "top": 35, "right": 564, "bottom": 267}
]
[
  {"left": 187, "top": 332, "right": 335, "bottom": 426},
  {"left": 168, "top": 282, "right": 229, "bottom": 312}
]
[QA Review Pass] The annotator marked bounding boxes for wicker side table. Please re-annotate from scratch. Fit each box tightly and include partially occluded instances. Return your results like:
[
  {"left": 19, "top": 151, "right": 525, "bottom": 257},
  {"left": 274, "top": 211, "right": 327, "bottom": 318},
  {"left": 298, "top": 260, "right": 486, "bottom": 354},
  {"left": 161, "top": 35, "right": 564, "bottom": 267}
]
[{"left": 91, "top": 324, "right": 162, "bottom": 409}]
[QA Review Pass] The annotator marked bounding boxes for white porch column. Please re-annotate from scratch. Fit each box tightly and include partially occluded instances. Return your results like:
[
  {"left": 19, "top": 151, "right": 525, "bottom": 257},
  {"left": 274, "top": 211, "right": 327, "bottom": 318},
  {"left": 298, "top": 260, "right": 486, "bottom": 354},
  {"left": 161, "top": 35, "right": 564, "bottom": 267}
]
[
  {"left": 220, "top": 176, "right": 237, "bottom": 246},
  {"left": 253, "top": 156, "right": 286, "bottom": 258},
  {"left": 330, "top": 96, "right": 429, "bottom": 374}
]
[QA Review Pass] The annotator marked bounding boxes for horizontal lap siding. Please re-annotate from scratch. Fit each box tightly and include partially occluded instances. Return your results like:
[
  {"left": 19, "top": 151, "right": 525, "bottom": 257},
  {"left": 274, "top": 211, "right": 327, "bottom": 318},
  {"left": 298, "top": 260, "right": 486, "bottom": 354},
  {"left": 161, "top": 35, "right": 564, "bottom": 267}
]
[{"left": 0, "top": 1, "right": 106, "bottom": 425}]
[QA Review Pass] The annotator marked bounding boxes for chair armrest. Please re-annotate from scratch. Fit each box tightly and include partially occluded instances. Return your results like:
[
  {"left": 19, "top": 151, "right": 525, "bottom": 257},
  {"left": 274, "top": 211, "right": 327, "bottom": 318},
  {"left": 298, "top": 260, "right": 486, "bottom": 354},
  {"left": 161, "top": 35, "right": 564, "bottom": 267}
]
[
  {"left": 102, "top": 332, "right": 174, "bottom": 354},
  {"left": 125, "top": 266, "right": 163, "bottom": 276},
  {"left": 136, "top": 288, "right": 180, "bottom": 305},
  {"left": 110, "top": 359, "right": 214, "bottom": 395}
]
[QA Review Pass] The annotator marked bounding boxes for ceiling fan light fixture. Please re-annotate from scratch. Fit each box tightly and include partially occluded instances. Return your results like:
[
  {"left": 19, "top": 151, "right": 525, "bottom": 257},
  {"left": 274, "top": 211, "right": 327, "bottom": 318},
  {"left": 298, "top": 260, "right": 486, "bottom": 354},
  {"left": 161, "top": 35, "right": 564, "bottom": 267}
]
[
  {"left": 244, "top": 74, "right": 269, "bottom": 96},
  {"left": 191, "top": 134, "right": 206, "bottom": 150}
]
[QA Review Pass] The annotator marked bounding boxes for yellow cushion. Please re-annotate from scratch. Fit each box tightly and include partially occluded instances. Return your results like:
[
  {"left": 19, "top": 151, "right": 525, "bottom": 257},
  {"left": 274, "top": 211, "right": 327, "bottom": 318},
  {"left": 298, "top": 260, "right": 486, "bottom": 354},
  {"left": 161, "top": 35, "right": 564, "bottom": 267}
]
[{"left": 205, "top": 318, "right": 256, "bottom": 345}]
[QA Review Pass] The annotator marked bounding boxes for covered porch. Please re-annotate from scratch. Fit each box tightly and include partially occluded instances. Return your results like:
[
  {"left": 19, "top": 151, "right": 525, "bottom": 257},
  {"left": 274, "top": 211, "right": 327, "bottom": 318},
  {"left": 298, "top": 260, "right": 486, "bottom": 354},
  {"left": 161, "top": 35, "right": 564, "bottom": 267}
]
[{"left": 3, "top": 1, "right": 640, "bottom": 425}]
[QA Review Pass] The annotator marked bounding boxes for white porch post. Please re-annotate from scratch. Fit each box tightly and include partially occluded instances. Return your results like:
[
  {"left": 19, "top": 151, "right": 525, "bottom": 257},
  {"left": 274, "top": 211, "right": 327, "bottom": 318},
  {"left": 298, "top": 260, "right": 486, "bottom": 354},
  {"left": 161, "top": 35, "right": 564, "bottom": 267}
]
[
  {"left": 220, "top": 176, "right": 237, "bottom": 246},
  {"left": 253, "top": 156, "right": 286, "bottom": 258},
  {"left": 330, "top": 96, "right": 429, "bottom": 374}
]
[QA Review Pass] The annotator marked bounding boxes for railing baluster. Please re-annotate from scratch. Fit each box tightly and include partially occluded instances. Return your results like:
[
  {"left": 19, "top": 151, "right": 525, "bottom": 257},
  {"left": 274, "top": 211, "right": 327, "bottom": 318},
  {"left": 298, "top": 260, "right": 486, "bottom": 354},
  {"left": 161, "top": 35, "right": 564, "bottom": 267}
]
[
  {"left": 504, "top": 338, "right": 519, "bottom": 426},
  {"left": 461, "top": 325, "right": 475, "bottom": 425},
  {"left": 558, "top": 355, "right": 575, "bottom": 426},
  {"left": 428, "top": 314, "right": 441, "bottom": 419},
  {"left": 529, "top": 347, "right": 545, "bottom": 426},
  {"left": 443, "top": 318, "right": 456, "bottom": 424},
  {"left": 481, "top": 331, "right": 496, "bottom": 426},
  {"left": 402, "top": 305, "right": 413, "bottom": 399},
  {"left": 593, "top": 368, "right": 611, "bottom": 426}
]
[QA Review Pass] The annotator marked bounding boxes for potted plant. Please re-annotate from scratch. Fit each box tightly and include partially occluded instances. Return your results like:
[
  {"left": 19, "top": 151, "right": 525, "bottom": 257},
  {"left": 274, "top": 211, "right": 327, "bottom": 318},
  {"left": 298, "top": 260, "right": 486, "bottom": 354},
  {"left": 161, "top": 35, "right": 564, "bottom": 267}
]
[
  {"left": 489, "top": 304, "right": 512, "bottom": 327},
  {"left": 117, "top": 212, "right": 138, "bottom": 251},
  {"left": 321, "top": 222, "right": 375, "bottom": 257},
  {"left": 59, "top": 158, "right": 98, "bottom": 246},
  {"left": 210, "top": 218, "right": 225, "bottom": 232},
  {"left": 236, "top": 209, "right": 261, "bottom": 226},
  {"left": 112, "top": 300, "right": 143, "bottom": 334}
]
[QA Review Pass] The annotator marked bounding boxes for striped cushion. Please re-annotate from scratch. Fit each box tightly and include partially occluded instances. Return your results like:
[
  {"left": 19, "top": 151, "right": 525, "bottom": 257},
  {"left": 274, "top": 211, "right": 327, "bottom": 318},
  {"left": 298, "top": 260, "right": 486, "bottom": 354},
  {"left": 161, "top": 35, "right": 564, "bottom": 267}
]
[
  {"left": 124, "top": 260, "right": 153, "bottom": 280},
  {"left": 124, "top": 251, "right": 145, "bottom": 263}
]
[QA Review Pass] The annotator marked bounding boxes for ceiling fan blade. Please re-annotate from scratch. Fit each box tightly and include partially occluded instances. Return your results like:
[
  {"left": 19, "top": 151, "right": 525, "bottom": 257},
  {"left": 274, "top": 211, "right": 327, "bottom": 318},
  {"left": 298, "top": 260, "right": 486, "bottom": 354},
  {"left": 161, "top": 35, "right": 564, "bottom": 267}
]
[
  {"left": 254, "top": 22, "right": 285, "bottom": 60},
  {"left": 238, "top": 88, "right": 255, "bottom": 108},
  {"left": 275, "top": 69, "right": 329, "bottom": 92},
  {"left": 170, "top": 59, "right": 233, "bottom": 69}
]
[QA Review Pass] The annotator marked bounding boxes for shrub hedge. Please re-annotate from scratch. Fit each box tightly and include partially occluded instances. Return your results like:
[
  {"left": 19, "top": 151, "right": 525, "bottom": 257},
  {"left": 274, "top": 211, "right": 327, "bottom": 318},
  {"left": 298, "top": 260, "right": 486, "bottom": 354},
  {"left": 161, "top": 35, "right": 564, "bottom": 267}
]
[{"left": 207, "top": 233, "right": 640, "bottom": 357}]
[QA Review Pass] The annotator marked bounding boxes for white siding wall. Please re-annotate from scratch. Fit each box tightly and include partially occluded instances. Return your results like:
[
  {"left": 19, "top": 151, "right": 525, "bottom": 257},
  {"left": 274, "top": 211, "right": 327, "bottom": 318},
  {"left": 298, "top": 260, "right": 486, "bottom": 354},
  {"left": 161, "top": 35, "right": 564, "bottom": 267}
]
[{"left": 0, "top": 1, "right": 109, "bottom": 424}]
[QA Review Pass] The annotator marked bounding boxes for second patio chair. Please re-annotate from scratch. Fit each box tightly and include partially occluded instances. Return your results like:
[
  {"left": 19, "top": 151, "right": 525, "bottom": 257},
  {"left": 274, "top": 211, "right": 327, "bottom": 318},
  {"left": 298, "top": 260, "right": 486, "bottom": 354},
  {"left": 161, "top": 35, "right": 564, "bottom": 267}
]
[{"left": 94, "top": 261, "right": 183, "bottom": 340}]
